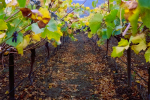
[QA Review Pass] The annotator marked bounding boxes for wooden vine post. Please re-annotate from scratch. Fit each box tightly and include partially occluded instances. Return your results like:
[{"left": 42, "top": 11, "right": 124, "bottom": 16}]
[
  {"left": 127, "top": 47, "right": 131, "bottom": 86},
  {"left": 106, "top": 0, "right": 110, "bottom": 57},
  {"left": 45, "top": 42, "right": 49, "bottom": 58},
  {"left": 106, "top": 39, "right": 109, "bottom": 57},
  {"left": 9, "top": 50, "right": 15, "bottom": 100},
  {"left": 28, "top": 49, "right": 35, "bottom": 85},
  {"left": 148, "top": 67, "right": 150, "bottom": 100}
]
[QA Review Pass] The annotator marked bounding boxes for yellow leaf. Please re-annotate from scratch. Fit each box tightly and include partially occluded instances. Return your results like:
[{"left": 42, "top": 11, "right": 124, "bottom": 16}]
[
  {"left": 32, "top": 33, "right": 41, "bottom": 42},
  {"left": 131, "top": 34, "right": 147, "bottom": 54},
  {"left": 147, "top": 42, "right": 150, "bottom": 47},
  {"left": 0, "top": 19, "right": 8, "bottom": 30},
  {"left": 31, "top": 14, "right": 37, "bottom": 20},
  {"left": 49, "top": 85, "right": 52, "bottom": 89},
  {"left": 85, "top": 22, "right": 89, "bottom": 26},
  {"left": 16, "top": 35, "right": 30, "bottom": 55},
  {"left": 125, "top": 9, "right": 129, "bottom": 13},
  {"left": 39, "top": 98, "right": 42, "bottom": 100},
  {"left": 136, "top": 80, "right": 140, "bottom": 83},
  {"left": 86, "top": 7, "right": 90, "bottom": 10},
  {"left": 64, "top": 18, "right": 68, "bottom": 21},
  {"left": 5, "top": 91, "right": 9, "bottom": 94},
  {"left": 4, "top": 51, "right": 9, "bottom": 56},
  {"left": 58, "top": 8, "right": 63, "bottom": 12},
  {"left": 39, "top": 7, "right": 50, "bottom": 19},
  {"left": 94, "top": 9, "right": 98, "bottom": 12},
  {"left": 57, "top": 27, "right": 63, "bottom": 36}
]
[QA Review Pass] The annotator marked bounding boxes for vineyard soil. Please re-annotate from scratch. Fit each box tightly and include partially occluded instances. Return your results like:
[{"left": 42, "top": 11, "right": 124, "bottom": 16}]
[{"left": 0, "top": 33, "right": 147, "bottom": 99}]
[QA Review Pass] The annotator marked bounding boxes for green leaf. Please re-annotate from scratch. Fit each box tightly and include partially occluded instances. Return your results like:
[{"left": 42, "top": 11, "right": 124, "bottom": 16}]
[
  {"left": 106, "top": 27, "right": 113, "bottom": 39},
  {"left": 31, "top": 23, "right": 44, "bottom": 34},
  {"left": 118, "top": 38, "right": 129, "bottom": 46},
  {"left": 106, "top": 22, "right": 115, "bottom": 39},
  {"left": 112, "top": 30, "right": 120, "bottom": 36},
  {"left": 0, "top": 19, "right": 7, "bottom": 30},
  {"left": 47, "top": 18, "right": 57, "bottom": 32},
  {"left": 41, "top": 29, "right": 47, "bottom": 38},
  {"left": 144, "top": 47, "right": 150, "bottom": 62},
  {"left": 141, "top": 9, "right": 150, "bottom": 29},
  {"left": 71, "top": 22, "right": 79, "bottom": 29},
  {"left": 89, "top": 13, "right": 103, "bottom": 33},
  {"left": 61, "top": 26, "right": 68, "bottom": 32},
  {"left": 128, "top": 8, "right": 140, "bottom": 35},
  {"left": 0, "top": 0, "right": 6, "bottom": 9},
  {"left": 138, "top": 0, "right": 150, "bottom": 9},
  {"left": 111, "top": 38, "right": 129, "bottom": 58},
  {"left": 105, "top": 9, "right": 118, "bottom": 23},
  {"left": 17, "top": 0, "right": 26, "bottom": 7},
  {"left": 42, "top": 28, "right": 62, "bottom": 41},
  {"left": 0, "top": 8, "right": 5, "bottom": 19},
  {"left": 6, "top": 32, "right": 23, "bottom": 47},
  {"left": 102, "top": 29, "right": 107, "bottom": 39},
  {"left": 111, "top": 46, "right": 125, "bottom": 58},
  {"left": 92, "top": 1, "right": 97, "bottom": 8}
]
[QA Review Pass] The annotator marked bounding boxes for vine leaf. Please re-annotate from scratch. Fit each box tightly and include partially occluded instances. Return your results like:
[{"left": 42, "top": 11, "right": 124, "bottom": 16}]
[
  {"left": 6, "top": 32, "right": 23, "bottom": 47},
  {"left": 105, "top": 9, "right": 118, "bottom": 23},
  {"left": 111, "top": 38, "right": 130, "bottom": 58},
  {"left": 89, "top": 13, "right": 103, "bottom": 33},
  {"left": 0, "top": 19, "right": 8, "bottom": 30},
  {"left": 105, "top": 9, "right": 118, "bottom": 39},
  {"left": 31, "top": 23, "right": 44, "bottom": 34},
  {"left": 16, "top": 35, "right": 30, "bottom": 55},
  {"left": 131, "top": 33, "right": 147, "bottom": 54},
  {"left": 31, "top": 32, "right": 41, "bottom": 42},
  {"left": 128, "top": 8, "right": 140, "bottom": 35},
  {"left": 20, "top": 7, "right": 51, "bottom": 28},
  {"left": 41, "top": 27, "right": 63, "bottom": 42},
  {"left": 138, "top": 0, "right": 150, "bottom": 9},
  {"left": 47, "top": 18, "right": 57, "bottom": 32},
  {"left": 141, "top": 9, "right": 150, "bottom": 29},
  {"left": 0, "top": 0, "right": 6, "bottom": 9},
  {"left": 17, "top": 0, "right": 26, "bottom": 7}
]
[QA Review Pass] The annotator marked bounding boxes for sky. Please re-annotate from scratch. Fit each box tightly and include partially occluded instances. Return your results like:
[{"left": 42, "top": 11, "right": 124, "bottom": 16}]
[
  {"left": 72, "top": 0, "right": 105, "bottom": 17},
  {"left": 72, "top": 0, "right": 105, "bottom": 9}
]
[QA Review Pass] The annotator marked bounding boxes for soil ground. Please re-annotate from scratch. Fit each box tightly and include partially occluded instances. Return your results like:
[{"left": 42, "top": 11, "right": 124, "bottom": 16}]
[{"left": 0, "top": 33, "right": 148, "bottom": 100}]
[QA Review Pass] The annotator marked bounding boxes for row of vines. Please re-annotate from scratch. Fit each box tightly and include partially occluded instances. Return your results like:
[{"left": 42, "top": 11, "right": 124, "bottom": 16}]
[{"left": 1, "top": 0, "right": 150, "bottom": 99}]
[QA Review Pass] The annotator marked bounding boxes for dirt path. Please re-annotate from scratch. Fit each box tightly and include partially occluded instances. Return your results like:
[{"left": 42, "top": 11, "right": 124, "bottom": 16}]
[{"left": 19, "top": 33, "right": 140, "bottom": 100}]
